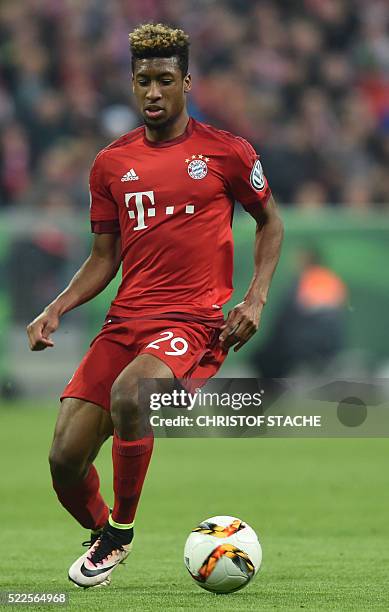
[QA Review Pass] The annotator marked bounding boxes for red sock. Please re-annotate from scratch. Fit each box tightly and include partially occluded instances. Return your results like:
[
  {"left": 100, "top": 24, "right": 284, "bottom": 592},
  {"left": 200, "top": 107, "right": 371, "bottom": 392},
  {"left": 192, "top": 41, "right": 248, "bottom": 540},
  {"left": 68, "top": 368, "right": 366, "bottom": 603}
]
[
  {"left": 111, "top": 432, "right": 154, "bottom": 524},
  {"left": 52, "top": 464, "right": 109, "bottom": 530}
]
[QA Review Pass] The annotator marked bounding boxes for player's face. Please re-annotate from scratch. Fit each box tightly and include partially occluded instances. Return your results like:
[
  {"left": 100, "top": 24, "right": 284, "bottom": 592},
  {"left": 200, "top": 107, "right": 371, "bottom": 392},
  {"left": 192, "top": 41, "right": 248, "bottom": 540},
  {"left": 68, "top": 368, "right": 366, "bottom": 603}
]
[{"left": 132, "top": 57, "right": 191, "bottom": 129}]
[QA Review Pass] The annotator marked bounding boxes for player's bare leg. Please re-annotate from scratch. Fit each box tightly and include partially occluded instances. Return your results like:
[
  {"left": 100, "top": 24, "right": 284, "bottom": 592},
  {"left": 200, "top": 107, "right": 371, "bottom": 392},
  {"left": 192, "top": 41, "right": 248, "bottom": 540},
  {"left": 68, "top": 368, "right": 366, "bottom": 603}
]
[
  {"left": 110, "top": 353, "right": 173, "bottom": 439},
  {"left": 49, "top": 399, "right": 113, "bottom": 537},
  {"left": 69, "top": 354, "right": 173, "bottom": 588}
]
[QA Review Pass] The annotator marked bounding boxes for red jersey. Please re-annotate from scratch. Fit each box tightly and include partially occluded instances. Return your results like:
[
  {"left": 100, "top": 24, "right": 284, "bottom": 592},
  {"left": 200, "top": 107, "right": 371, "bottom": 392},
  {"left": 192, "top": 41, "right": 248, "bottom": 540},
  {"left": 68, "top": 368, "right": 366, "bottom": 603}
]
[{"left": 89, "top": 118, "right": 271, "bottom": 323}]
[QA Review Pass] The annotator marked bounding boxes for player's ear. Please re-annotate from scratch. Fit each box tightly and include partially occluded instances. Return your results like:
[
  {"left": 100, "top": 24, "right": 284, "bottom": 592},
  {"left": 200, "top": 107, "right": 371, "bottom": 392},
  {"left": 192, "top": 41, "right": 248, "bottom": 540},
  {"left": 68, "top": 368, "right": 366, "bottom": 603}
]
[
  {"left": 131, "top": 73, "right": 135, "bottom": 93},
  {"left": 184, "top": 73, "right": 192, "bottom": 94}
]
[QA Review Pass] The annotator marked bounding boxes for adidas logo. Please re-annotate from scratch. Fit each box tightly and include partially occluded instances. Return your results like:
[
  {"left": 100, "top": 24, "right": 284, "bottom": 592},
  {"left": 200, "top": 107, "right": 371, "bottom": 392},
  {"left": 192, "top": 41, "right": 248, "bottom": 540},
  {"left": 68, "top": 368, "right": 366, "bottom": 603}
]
[{"left": 121, "top": 169, "right": 139, "bottom": 181}]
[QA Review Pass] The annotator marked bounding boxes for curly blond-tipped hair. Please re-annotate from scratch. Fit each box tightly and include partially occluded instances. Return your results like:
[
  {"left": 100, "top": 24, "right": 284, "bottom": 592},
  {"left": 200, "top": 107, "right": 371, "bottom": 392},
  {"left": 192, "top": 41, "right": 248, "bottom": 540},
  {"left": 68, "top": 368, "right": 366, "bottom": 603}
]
[{"left": 129, "top": 23, "right": 190, "bottom": 75}]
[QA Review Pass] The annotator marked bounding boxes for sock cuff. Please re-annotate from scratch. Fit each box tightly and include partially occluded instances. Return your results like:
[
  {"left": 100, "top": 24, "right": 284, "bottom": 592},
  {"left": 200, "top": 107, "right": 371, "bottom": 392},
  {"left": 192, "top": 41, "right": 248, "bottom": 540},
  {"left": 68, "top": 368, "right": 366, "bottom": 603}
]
[
  {"left": 113, "top": 432, "right": 154, "bottom": 456},
  {"left": 52, "top": 464, "right": 99, "bottom": 496},
  {"left": 84, "top": 464, "right": 100, "bottom": 487},
  {"left": 109, "top": 514, "right": 134, "bottom": 530}
]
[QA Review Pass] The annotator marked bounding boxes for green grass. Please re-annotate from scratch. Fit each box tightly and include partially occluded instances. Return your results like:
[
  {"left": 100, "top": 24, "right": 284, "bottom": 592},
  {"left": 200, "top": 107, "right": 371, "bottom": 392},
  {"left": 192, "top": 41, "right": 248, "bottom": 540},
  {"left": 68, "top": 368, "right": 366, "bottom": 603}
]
[{"left": 0, "top": 403, "right": 388, "bottom": 611}]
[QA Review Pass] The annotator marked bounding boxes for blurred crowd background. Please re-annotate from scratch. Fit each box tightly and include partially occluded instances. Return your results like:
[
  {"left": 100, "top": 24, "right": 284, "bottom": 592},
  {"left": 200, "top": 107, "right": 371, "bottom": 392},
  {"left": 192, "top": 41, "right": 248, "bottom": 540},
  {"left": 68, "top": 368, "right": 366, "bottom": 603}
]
[{"left": 1, "top": 0, "right": 389, "bottom": 212}]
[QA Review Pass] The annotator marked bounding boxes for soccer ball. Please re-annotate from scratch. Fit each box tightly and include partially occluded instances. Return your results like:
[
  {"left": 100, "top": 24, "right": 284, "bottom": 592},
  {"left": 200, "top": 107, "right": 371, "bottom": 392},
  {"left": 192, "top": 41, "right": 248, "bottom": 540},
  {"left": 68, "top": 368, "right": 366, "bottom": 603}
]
[{"left": 184, "top": 515, "right": 262, "bottom": 594}]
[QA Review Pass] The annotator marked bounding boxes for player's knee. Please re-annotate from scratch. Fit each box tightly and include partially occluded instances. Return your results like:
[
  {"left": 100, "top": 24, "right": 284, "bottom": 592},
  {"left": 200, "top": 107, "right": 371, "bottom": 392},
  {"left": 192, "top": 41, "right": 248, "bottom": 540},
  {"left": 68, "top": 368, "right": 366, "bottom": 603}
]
[{"left": 110, "top": 377, "right": 139, "bottom": 426}]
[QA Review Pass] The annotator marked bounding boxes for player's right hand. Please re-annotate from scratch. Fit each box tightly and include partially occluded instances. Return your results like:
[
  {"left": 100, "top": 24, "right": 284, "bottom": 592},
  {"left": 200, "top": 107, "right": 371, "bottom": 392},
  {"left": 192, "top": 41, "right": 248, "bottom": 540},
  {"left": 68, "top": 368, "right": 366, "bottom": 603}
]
[{"left": 26, "top": 309, "right": 60, "bottom": 351}]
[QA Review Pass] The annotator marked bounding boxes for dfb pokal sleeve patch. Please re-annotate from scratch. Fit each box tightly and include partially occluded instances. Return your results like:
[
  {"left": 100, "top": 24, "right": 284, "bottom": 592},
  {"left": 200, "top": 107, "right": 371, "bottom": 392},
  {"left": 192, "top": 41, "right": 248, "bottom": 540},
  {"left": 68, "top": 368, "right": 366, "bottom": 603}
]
[{"left": 250, "top": 159, "right": 265, "bottom": 191}]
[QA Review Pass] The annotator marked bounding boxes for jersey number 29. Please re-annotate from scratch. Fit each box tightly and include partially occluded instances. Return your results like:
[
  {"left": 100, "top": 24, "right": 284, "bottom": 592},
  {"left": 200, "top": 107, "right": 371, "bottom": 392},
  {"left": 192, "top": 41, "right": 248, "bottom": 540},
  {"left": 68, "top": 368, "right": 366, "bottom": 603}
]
[{"left": 145, "top": 331, "right": 189, "bottom": 356}]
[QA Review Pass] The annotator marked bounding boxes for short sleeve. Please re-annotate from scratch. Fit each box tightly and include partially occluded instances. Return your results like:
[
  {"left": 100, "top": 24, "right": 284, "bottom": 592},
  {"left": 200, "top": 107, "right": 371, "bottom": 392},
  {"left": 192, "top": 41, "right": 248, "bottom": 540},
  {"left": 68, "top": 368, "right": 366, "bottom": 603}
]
[
  {"left": 89, "top": 153, "right": 120, "bottom": 234},
  {"left": 226, "top": 137, "right": 271, "bottom": 211}
]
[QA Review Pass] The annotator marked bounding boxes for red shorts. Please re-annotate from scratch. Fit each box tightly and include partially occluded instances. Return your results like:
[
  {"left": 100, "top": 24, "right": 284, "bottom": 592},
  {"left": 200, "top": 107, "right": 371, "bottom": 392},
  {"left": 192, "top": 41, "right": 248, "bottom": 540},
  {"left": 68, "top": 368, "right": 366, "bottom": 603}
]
[{"left": 61, "top": 317, "right": 227, "bottom": 412}]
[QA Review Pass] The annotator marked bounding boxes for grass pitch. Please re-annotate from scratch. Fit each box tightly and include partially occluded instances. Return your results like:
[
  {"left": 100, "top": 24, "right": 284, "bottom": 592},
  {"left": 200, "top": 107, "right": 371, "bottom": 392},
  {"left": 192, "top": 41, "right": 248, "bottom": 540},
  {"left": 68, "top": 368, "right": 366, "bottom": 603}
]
[{"left": 0, "top": 403, "right": 388, "bottom": 611}]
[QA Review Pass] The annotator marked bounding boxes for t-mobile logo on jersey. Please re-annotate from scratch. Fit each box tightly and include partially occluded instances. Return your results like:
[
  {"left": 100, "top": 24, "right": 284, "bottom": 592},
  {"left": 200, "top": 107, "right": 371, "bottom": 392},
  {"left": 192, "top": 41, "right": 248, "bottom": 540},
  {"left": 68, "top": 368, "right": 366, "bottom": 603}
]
[{"left": 125, "top": 191, "right": 195, "bottom": 231}]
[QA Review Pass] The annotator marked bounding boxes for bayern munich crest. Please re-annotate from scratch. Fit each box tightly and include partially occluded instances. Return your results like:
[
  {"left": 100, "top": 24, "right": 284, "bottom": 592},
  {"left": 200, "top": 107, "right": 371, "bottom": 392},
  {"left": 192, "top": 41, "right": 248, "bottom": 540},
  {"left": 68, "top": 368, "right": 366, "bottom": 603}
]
[{"left": 186, "top": 154, "right": 209, "bottom": 180}]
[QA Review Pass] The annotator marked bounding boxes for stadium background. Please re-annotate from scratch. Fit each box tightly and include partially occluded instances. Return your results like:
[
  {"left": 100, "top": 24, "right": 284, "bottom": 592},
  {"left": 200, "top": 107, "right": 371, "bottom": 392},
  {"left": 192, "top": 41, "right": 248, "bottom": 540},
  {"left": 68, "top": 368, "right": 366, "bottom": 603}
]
[{"left": 1, "top": 1, "right": 388, "bottom": 609}]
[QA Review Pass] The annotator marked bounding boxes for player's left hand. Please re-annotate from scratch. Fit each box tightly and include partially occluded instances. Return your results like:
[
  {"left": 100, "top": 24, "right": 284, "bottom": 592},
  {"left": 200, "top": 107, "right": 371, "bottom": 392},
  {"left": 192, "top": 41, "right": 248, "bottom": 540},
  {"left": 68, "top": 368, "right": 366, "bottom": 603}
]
[{"left": 219, "top": 300, "right": 263, "bottom": 352}]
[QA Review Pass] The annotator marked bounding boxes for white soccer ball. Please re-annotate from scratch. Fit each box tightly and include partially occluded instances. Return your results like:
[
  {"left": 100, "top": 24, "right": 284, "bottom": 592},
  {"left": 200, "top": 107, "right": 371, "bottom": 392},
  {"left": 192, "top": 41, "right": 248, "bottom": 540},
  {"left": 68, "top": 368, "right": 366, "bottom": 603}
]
[{"left": 184, "top": 515, "right": 262, "bottom": 594}]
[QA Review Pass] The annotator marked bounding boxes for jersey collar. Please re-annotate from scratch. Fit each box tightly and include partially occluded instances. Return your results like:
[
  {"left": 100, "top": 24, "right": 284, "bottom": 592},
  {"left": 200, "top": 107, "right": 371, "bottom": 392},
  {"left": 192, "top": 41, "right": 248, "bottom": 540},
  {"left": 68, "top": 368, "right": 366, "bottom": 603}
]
[{"left": 143, "top": 117, "right": 194, "bottom": 148}]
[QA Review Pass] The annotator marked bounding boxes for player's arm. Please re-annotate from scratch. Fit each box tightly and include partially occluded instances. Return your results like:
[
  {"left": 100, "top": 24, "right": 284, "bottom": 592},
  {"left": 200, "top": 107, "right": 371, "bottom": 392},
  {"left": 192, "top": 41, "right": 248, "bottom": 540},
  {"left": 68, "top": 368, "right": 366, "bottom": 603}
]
[
  {"left": 220, "top": 196, "right": 283, "bottom": 351},
  {"left": 27, "top": 233, "right": 121, "bottom": 351}
]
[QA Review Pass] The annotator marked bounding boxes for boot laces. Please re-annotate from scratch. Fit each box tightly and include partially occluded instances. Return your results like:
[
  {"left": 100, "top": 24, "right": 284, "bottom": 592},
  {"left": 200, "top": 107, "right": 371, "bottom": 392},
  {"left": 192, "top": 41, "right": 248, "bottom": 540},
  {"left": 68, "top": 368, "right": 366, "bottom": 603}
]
[{"left": 88, "top": 531, "right": 124, "bottom": 566}]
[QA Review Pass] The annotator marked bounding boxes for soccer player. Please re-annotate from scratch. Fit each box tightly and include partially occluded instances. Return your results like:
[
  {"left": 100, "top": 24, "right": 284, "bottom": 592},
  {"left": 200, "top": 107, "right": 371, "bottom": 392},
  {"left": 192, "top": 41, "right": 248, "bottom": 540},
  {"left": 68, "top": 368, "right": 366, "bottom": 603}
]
[{"left": 26, "top": 23, "right": 283, "bottom": 588}]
